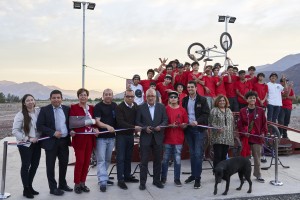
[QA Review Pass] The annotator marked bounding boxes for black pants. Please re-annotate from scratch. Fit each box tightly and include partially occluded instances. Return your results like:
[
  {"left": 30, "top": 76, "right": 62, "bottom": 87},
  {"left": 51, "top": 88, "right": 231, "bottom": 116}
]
[
  {"left": 228, "top": 97, "right": 239, "bottom": 112},
  {"left": 116, "top": 134, "right": 134, "bottom": 181},
  {"left": 45, "top": 138, "right": 69, "bottom": 191},
  {"left": 213, "top": 144, "right": 229, "bottom": 168},
  {"left": 18, "top": 143, "right": 41, "bottom": 187},
  {"left": 278, "top": 108, "right": 292, "bottom": 138},
  {"left": 140, "top": 137, "right": 162, "bottom": 185}
]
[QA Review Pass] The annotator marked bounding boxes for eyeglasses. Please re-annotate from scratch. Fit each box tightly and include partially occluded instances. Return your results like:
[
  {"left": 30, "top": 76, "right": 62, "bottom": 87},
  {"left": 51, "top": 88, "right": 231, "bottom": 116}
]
[
  {"left": 125, "top": 95, "right": 135, "bottom": 98},
  {"left": 147, "top": 95, "right": 156, "bottom": 98},
  {"left": 169, "top": 96, "right": 178, "bottom": 99}
]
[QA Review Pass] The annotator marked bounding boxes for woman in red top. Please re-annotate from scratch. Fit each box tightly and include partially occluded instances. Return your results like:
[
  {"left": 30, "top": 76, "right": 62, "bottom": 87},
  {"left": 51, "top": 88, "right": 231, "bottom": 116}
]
[
  {"left": 69, "top": 88, "right": 99, "bottom": 194},
  {"left": 161, "top": 91, "right": 188, "bottom": 186}
]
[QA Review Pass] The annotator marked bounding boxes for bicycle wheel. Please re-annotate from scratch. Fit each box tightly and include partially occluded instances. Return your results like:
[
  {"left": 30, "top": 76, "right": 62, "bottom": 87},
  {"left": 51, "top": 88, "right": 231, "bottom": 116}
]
[
  {"left": 187, "top": 42, "right": 206, "bottom": 61},
  {"left": 220, "top": 32, "right": 232, "bottom": 52},
  {"left": 265, "top": 124, "right": 281, "bottom": 147}
]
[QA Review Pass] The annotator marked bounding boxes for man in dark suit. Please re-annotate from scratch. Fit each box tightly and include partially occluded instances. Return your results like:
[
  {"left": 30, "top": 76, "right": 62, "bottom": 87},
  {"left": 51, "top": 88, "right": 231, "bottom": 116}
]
[
  {"left": 136, "top": 88, "right": 168, "bottom": 190},
  {"left": 37, "top": 90, "right": 73, "bottom": 196}
]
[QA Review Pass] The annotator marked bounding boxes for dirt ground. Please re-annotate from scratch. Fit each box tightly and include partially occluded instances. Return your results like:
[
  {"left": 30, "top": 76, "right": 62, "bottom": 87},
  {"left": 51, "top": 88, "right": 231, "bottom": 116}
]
[{"left": 1, "top": 103, "right": 300, "bottom": 139}]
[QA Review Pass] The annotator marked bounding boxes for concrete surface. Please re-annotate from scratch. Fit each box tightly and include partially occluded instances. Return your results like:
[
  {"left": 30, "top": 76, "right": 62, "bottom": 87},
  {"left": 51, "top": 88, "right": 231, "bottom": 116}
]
[{"left": 1, "top": 136, "right": 300, "bottom": 200}]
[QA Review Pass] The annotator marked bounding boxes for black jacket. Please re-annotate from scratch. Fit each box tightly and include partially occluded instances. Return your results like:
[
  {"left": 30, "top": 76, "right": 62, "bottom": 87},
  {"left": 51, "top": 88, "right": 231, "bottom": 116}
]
[{"left": 182, "top": 93, "right": 210, "bottom": 132}]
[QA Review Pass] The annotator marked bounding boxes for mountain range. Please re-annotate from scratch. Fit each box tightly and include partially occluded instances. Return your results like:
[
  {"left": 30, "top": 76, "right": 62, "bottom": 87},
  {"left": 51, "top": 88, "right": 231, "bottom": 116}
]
[{"left": 0, "top": 53, "right": 299, "bottom": 100}]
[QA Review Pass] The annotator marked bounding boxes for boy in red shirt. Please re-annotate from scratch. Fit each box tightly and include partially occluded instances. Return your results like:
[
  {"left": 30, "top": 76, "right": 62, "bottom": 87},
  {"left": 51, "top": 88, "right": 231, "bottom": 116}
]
[
  {"left": 156, "top": 74, "right": 174, "bottom": 106},
  {"left": 203, "top": 65, "right": 216, "bottom": 109},
  {"left": 223, "top": 66, "right": 239, "bottom": 112},
  {"left": 252, "top": 73, "right": 268, "bottom": 109},
  {"left": 245, "top": 66, "right": 258, "bottom": 86},
  {"left": 140, "top": 69, "right": 155, "bottom": 100},
  {"left": 161, "top": 91, "right": 188, "bottom": 187},
  {"left": 236, "top": 70, "right": 252, "bottom": 109},
  {"left": 278, "top": 79, "right": 296, "bottom": 139},
  {"left": 212, "top": 66, "right": 227, "bottom": 97}
]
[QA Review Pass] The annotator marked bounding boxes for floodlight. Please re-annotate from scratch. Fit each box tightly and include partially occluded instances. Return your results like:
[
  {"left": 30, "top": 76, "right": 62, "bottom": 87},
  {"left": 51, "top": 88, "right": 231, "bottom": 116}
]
[
  {"left": 73, "top": 1, "right": 81, "bottom": 9},
  {"left": 229, "top": 17, "right": 236, "bottom": 23},
  {"left": 218, "top": 16, "right": 225, "bottom": 22},
  {"left": 87, "top": 3, "right": 96, "bottom": 10}
]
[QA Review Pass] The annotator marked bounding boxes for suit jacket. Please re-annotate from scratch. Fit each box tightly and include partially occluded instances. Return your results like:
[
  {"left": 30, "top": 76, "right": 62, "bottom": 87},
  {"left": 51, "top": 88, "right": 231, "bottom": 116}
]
[
  {"left": 136, "top": 103, "right": 168, "bottom": 145},
  {"left": 36, "top": 104, "right": 71, "bottom": 150},
  {"left": 182, "top": 93, "right": 210, "bottom": 132}
]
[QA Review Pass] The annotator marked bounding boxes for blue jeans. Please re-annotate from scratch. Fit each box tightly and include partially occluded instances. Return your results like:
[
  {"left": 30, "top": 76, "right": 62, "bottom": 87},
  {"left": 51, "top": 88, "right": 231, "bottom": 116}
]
[
  {"left": 267, "top": 104, "right": 281, "bottom": 122},
  {"left": 184, "top": 127, "right": 206, "bottom": 179},
  {"left": 278, "top": 108, "right": 292, "bottom": 138},
  {"left": 161, "top": 144, "right": 183, "bottom": 180},
  {"left": 95, "top": 138, "right": 115, "bottom": 185},
  {"left": 116, "top": 134, "right": 134, "bottom": 181}
]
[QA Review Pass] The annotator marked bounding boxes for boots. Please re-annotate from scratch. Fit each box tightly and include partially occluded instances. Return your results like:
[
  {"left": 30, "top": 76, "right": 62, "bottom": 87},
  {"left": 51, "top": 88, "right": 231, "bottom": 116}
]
[
  {"left": 23, "top": 186, "right": 34, "bottom": 199},
  {"left": 29, "top": 186, "right": 39, "bottom": 195}
]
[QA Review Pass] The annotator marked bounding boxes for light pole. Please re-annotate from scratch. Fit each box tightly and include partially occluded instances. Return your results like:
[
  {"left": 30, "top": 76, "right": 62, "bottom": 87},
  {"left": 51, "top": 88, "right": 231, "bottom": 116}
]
[
  {"left": 73, "top": 1, "right": 96, "bottom": 88},
  {"left": 218, "top": 15, "right": 236, "bottom": 66}
]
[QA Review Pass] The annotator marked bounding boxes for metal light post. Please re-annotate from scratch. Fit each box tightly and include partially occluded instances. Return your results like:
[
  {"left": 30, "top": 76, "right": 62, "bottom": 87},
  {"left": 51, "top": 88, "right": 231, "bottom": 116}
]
[
  {"left": 73, "top": 1, "right": 96, "bottom": 88},
  {"left": 218, "top": 15, "right": 236, "bottom": 66}
]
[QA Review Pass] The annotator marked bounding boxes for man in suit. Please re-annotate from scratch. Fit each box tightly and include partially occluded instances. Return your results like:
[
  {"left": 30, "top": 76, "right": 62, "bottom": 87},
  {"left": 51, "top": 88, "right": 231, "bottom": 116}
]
[
  {"left": 136, "top": 88, "right": 168, "bottom": 190},
  {"left": 37, "top": 90, "right": 73, "bottom": 196}
]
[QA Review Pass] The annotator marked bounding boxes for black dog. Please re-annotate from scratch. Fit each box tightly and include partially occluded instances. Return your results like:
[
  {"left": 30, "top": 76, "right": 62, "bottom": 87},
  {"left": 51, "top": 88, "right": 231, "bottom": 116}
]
[{"left": 213, "top": 156, "right": 252, "bottom": 195}]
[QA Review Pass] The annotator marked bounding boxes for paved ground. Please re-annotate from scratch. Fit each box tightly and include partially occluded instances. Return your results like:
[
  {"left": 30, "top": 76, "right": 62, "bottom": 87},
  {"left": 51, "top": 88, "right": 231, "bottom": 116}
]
[{"left": 1, "top": 135, "right": 300, "bottom": 200}]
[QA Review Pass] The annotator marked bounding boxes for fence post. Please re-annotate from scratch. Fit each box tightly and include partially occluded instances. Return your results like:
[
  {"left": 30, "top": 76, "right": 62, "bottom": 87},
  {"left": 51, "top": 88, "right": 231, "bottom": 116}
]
[
  {"left": 270, "top": 137, "right": 283, "bottom": 186},
  {"left": 0, "top": 141, "right": 11, "bottom": 199}
]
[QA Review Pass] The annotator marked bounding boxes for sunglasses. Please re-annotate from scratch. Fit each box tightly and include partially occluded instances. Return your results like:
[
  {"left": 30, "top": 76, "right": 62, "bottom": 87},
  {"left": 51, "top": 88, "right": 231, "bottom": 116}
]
[
  {"left": 125, "top": 95, "right": 135, "bottom": 98},
  {"left": 169, "top": 96, "right": 178, "bottom": 99}
]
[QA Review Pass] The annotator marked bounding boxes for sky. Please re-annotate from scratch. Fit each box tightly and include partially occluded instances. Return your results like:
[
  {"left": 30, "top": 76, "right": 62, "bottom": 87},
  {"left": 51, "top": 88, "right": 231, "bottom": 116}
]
[{"left": 1, "top": 0, "right": 300, "bottom": 94}]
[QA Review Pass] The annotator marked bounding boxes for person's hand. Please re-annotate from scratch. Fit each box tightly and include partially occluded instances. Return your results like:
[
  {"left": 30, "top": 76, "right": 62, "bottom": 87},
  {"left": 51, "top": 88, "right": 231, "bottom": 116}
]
[
  {"left": 29, "top": 137, "right": 38, "bottom": 143},
  {"left": 106, "top": 125, "right": 115, "bottom": 133},
  {"left": 135, "top": 126, "right": 142, "bottom": 132},
  {"left": 204, "top": 87, "right": 211, "bottom": 94},
  {"left": 54, "top": 131, "right": 62, "bottom": 138},
  {"left": 169, "top": 123, "right": 177, "bottom": 128},
  {"left": 146, "top": 126, "right": 152, "bottom": 134},
  {"left": 153, "top": 126, "right": 161, "bottom": 132},
  {"left": 180, "top": 123, "right": 187, "bottom": 129},
  {"left": 244, "top": 132, "right": 250, "bottom": 138},
  {"left": 93, "top": 128, "right": 100, "bottom": 136},
  {"left": 70, "top": 130, "right": 76, "bottom": 137},
  {"left": 190, "top": 121, "right": 198, "bottom": 127}
]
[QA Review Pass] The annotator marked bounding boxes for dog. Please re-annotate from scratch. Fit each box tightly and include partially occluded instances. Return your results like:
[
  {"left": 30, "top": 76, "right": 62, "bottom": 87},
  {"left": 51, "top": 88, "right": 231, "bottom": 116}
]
[{"left": 213, "top": 156, "right": 252, "bottom": 195}]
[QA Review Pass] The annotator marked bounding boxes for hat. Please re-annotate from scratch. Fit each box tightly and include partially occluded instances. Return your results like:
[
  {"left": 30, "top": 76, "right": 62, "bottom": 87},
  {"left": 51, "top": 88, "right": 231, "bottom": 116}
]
[
  {"left": 168, "top": 91, "right": 178, "bottom": 98},
  {"left": 269, "top": 72, "right": 278, "bottom": 78},
  {"left": 165, "top": 74, "right": 172, "bottom": 80},
  {"left": 280, "top": 78, "right": 289, "bottom": 82},
  {"left": 132, "top": 74, "right": 140, "bottom": 80}
]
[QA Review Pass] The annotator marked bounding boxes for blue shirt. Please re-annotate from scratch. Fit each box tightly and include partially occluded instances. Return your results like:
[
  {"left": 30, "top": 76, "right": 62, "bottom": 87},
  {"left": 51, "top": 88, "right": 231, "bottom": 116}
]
[
  {"left": 53, "top": 106, "right": 68, "bottom": 137},
  {"left": 187, "top": 96, "right": 196, "bottom": 124}
]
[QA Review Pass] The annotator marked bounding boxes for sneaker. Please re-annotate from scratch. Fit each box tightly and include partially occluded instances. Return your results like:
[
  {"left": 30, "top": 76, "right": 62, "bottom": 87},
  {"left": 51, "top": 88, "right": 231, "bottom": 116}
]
[
  {"left": 161, "top": 177, "right": 166, "bottom": 185},
  {"left": 118, "top": 181, "right": 128, "bottom": 190},
  {"left": 256, "top": 177, "right": 265, "bottom": 183},
  {"left": 184, "top": 176, "right": 195, "bottom": 184},
  {"left": 100, "top": 185, "right": 106, "bottom": 192},
  {"left": 194, "top": 179, "right": 201, "bottom": 189},
  {"left": 261, "top": 158, "right": 267, "bottom": 163},
  {"left": 107, "top": 180, "right": 114, "bottom": 186},
  {"left": 174, "top": 179, "right": 182, "bottom": 187},
  {"left": 74, "top": 185, "right": 82, "bottom": 194}
]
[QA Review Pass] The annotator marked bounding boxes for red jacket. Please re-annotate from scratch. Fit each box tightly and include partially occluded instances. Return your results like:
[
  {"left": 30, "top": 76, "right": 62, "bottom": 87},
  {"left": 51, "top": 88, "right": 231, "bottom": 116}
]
[{"left": 237, "top": 106, "right": 267, "bottom": 144}]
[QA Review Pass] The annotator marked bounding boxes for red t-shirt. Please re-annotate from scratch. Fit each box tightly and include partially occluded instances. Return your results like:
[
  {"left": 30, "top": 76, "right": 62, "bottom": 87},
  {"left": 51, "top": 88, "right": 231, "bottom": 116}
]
[
  {"left": 174, "top": 71, "right": 188, "bottom": 87},
  {"left": 236, "top": 80, "right": 252, "bottom": 104},
  {"left": 252, "top": 83, "right": 268, "bottom": 107},
  {"left": 282, "top": 89, "right": 294, "bottom": 110},
  {"left": 178, "top": 92, "right": 187, "bottom": 107},
  {"left": 140, "top": 79, "right": 155, "bottom": 100},
  {"left": 156, "top": 82, "right": 174, "bottom": 106},
  {"left": 164, "top": 106, "right": 188, "bottom": 144},
  {"left": 203, "top": 76, "right": 216, "bottom": 97},
  {"left": 212, "top": 76, "right": 227, "bottom": 97},
  {"left": 224, "top": 74, "right": 239, "bottom": 98},
  {"left": 187, "top": 72, "right": 204, "bottom": 96},
  {"left": 245, "top": 75, "right": 258, "bottom": 86}
]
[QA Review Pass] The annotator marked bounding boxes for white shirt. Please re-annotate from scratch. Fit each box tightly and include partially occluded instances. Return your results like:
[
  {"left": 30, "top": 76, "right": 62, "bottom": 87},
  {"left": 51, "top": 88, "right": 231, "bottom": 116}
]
[
  {"left": 148, "top": 103, "right": 155, "bottom": 120},
  {"left": 267, "top": 82, "right": 284, "bottom": 106},
  {"left": 130, "top": 84, "right": 144, "bottom": 105}
]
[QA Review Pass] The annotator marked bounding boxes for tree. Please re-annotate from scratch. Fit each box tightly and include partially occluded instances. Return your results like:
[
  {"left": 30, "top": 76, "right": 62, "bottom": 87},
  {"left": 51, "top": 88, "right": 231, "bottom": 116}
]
[{"left": 0, "top": 92, "right": 5, "bottom": 103}]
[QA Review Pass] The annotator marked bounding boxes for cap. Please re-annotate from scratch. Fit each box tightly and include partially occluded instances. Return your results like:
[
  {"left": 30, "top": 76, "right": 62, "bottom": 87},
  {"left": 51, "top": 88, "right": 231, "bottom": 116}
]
[
  {"left": 168, "top": 91, "right": 179, "bottom": 98},
  {"left": 165, "top": 74, "right": 172, "bottom": 80},
  {"left": 269, "top": 72, "right": 278, "bottom": 78}
]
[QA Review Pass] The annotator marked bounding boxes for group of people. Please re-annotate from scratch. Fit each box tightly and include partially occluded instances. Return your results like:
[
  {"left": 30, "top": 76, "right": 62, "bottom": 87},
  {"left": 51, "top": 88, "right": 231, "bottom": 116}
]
[{"left": 12, "top": 58, "right": 296, "bottom": 198}]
